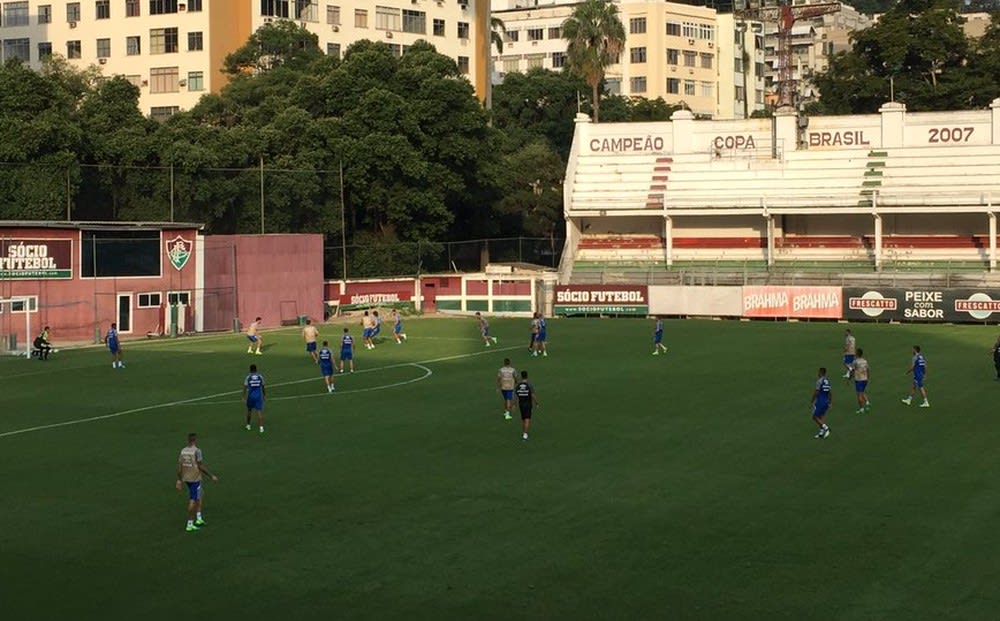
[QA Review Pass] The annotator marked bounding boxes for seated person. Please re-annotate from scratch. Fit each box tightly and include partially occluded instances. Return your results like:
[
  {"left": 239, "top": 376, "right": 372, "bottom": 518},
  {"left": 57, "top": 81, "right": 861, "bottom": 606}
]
[{"left": 33, "top": 326, "right": 52, "bottom": 360}]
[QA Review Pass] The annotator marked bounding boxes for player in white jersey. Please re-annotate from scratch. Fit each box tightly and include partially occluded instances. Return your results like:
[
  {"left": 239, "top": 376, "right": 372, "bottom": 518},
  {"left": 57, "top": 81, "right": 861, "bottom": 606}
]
[
  {"left": 175, "top": 433, "right": 218, "bottom": 532},
  {"left": 496, "top": 358, "right": 518, "bottom": 420},
  {"left": 852, "top": 348, "right": 871, "bottom": 413},
  {"left": 842, "top": 329, "right": 856, "bottom": 378}
]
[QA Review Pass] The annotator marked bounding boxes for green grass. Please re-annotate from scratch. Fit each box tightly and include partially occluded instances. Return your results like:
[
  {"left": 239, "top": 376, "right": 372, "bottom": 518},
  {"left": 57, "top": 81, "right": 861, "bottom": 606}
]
[{"left": 3, "top": 318, "right": 1000, "bottom": 620}]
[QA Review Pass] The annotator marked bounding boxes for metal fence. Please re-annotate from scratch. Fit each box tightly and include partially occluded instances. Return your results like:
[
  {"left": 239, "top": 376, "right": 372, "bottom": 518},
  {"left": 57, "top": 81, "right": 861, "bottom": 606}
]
[{"left": 323, "top": 236, "right": 564, "bottom": 279}]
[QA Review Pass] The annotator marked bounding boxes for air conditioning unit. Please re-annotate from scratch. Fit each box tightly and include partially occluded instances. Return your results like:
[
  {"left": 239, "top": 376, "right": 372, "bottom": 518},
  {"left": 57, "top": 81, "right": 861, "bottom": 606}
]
[
  {"left": 688, "top": 69, "right": 694, "bottom": 74},
  {"left": 708, "top": 42, "right": 713, "bottom": 48},
  {"left": 141, "top": 79, "right": 148, "bottom": 86},
  {"left": 264, "top": 17, "right": 273, "bottom": 23},
  {"left": 385, "top": 30, "right": 393, "bottom": 38},
  {"left": 459, "top": 1, "right": 468, "bottom": 9},
  {"left": 688, "top": 38, "right": 694, "bottom": 45},
  {"left": 98, "top": 57, "right": 107, "bottom": 64},
  {"left": 671, "top": 66, "right": 677, "bottom": 71},
  {"left": 179, "top": 2, "right": 186, "bottom": 10},
  {"left": 506, "top": 42, "right": 512, "bottom": 48},
  {"left": 332, "top": 25, "right": 339, "bottom": 32},
  {"left": 179, "top": 79, "right": 187, "bottom": 86},
  {"left": 69, "top": 21, "right": 77, "bottom": 28},
  {"left": 531, "top": 41, "right": 537, "bottom": 46}
]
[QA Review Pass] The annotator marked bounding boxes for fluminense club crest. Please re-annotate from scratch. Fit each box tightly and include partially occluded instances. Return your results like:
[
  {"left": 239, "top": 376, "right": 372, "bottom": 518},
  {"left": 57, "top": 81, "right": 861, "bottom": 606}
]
[{"left": 166, "top": 235, "right": 192, "bottom": 271}]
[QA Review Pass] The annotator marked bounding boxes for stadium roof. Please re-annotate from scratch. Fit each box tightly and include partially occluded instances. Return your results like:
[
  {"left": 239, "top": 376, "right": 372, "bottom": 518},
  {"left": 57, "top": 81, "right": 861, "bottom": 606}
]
[{"left": 0, "top": 221, "right": 205, "bottom": 231}]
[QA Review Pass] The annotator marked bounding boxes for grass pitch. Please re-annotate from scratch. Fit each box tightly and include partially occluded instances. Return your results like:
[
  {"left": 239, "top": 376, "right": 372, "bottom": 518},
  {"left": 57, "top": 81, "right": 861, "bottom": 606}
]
[{"left": 2, "top": 317, "right": 1000, "bottom": 620}]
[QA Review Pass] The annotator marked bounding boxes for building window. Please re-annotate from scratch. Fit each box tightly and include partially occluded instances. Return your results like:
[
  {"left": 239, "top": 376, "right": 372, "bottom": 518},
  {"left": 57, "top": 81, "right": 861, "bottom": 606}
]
[
  {"left": 3, "top": 296, "right": 37, "bottom": 312},
  {"left": 3, "top": 38, "right": 30, "bottom": 61},
  {"left": 502, "top": 58, "right": 518, "bottom": 73},
  {"left": 457, "top": 55, "right": 469, "bottom": 74},
  {"left": 504, "top": 30, "right": 518, "bottom": 42},
  {"left": 698, "top": 23, "right": 714, "bottom": 41},
  {"left": 295, "top": 0, "right": 317, "bottom": 21},
  {"left": 150, "top": 106, "right": 179, "bottom": 122},
  {"left": 666, "top": 22, "right": 680, "bottom": 36},
  {"left": 629, "top": 76, "right": 646, "bottom": 93},
  {"left": 525, "top": 53, "right": 543, "bottom": 69},
  {"left": 37, "top": 41, "right": 52, "bottom": 58},
  {"left": 457, "top": 21, "right": 469, "bottom": 39},
  {"left": 667, "top": 77, "right": 679, "bottom": 94},
  {"left": 700, "top": 53, "right": 713, "bottom": 69},
  {"left": 629, "top": 17, "right": 645, "bottom": 34},
  {"left": 38, "top": 4, "right": 51, "bottom": 23},
  {"left": 354, "top": 9, "right": 366, "bottom": 27},
  {"left": 547, "top": 26, "right": 560, "bottom": 39},
  {"left": 527, "top": 28, "right": 543, "bottom": 41},
  {"left": 149, "top": 0, "right": 178, "bottom": 14},
  {"left": 433, "top": 18, "right": 444, "bottom": 36},
  {"left": 126, "top": 35, "right": 140, "bottom": 55},
  {"left": 150, "top": 28, "right": 178, "bottom": 54},
  {"left": 402, "top": 9, "right": 425, "bottom": 34},
  {"left": 67, "top": 2, "right": 81, "bottom": 22},
  {"left": 187, "top": 70, "right": 204, "bottom": 90},
  {"left": 259, "top": 0, "right": 288, "bottom": 18},
  {"left": 125, "top": 73, "right": 141, "bottom": 86},
  {"left": 167, "top": 291, "right": 190, "bottom": 305},
  {"left": 684, "top": 79, "right": 695, "bottom": 96},
  {"left": 667, "top": 48, "right": 679, "bottom": 65},
  {"left": 137, "top": 292, "right": 162, "bottom": 308},
  {"left": 187, "top": 31, "right": 202, "bottom": 51},
  {"left": 387, "top": 43, "right": 401, "bottom": 57},
  {"left": 629, "top": 47, "right": 646, "bottom": 63},
  {"left": 187, "top": 0, "right": 202, "bottom": 11},
  {"left": 326, "top": 42, "right": 340, "bottom": 58},
  {"left": 95, "top": 0, "right": 110, "bottom": 19},
  {"left": 326, "top": 5, "right": 339, "bottom": 25},
  {"left": 150, "top": 66, "right": 178, "bottom": 93},
  {"left": 683, "top": 50, "right": 696, "bottom": 67},
  {"left": 682, "top": 22, "right": 696, "bottom": 38},
  {"left": 96, "top": 37, "right": 110, "bottom": 57},
  {"left": 700, "top": 81, "right": 713, "bottom": 97},
  {"left": 375, "top": 6, "right": 400, "bottom": 31},
  {"left": 551, "top": 51, "right": 566, "bottom": 68},
  {"left": 126, "top": 0, "right": 140, "bottom": 16},
  {"left": 735, "top": 85, "right": 746, "bottom": 100},
  {"left": 3, "top": 2, "right": 29, "bottom": 26},
  {"left": 67, "top": 40, "right": 81, "bottom": 58}
]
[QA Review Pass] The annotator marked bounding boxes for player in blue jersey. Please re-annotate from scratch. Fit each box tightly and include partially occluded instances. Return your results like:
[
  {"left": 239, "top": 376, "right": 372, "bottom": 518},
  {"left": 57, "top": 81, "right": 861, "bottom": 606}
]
[
  {"left": 372, "top": 311, "right": 382, "bottom": 340},
  {"left": 475, "top": 312, "right": 497, "bottom": 347},
  {"left": 991, "top": 334, "right": 1000, "bottom": 380},
  {"left": 243, "top": 364, "right": 266, "bottom": 433},
  {"left": 318, "top": 340, "right": 335, "bottom": 393},
  {"left": 652, "top": 317, "right": 667, "bottom": 355},
  {"left": 810, "top": 367, "right": 832, "bottom": 439},
  {"left": 105, "top": 322, "right": 124, "bottom": 368},
  {"left": 902, "top": 345, "right": 930, "bottom": 407},
  {"left": 391, "top": 309, "right": 407, "bottom": 344},
  {"left": 339, "top": 327, "right": 355, "bottom": 373},
  {"left": 534, "top": 315, "right": 548, "bottom": 357}
]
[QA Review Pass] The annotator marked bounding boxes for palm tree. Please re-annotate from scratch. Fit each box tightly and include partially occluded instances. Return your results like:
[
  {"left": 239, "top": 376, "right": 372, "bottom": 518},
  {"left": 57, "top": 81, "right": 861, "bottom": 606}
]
[
  {"left": 562, "top": 0, "right": 625, "bottom": 123},
  {"left": 491, "top": 16, "right": 506, "bottom": 55}
]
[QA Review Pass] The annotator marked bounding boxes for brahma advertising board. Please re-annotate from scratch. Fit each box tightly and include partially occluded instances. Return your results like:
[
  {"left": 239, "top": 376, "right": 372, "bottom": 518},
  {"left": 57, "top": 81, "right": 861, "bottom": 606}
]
[
  {"left": 844, "top": 287, "right": 1000, "bottom": 323},
  {"left": 741, "top": 286, "right": 842, "bottom": 319},
  {"left": 553, "top": 285, "right": 648, "bottom": 316}
]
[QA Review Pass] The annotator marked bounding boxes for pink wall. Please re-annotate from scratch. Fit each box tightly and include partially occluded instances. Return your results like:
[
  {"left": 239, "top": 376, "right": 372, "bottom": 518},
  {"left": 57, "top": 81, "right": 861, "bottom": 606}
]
[{"left": 205, "top": 234, "right": 324, "bottom": 329}]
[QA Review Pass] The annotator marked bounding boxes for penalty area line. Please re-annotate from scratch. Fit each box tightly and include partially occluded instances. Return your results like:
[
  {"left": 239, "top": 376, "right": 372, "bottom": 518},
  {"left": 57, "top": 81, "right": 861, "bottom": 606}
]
[{"left": 0, "top": 346, "right": 518, "bottom": 439}]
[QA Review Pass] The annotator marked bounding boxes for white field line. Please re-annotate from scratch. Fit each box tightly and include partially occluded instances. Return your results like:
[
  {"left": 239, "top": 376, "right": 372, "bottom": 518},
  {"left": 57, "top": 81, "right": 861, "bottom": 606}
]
[{"left": 0, "top": 346, "right": 519, "bottom": 439}]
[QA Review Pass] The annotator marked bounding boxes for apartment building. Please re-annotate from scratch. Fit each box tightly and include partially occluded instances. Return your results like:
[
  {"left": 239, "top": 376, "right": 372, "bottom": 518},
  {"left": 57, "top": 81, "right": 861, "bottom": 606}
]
[
  {"left": 492, "top": 0, "right": 764, "bottom": 119},
  {"left": 0, "top": 0, "right": 488, "bottom": 119}
]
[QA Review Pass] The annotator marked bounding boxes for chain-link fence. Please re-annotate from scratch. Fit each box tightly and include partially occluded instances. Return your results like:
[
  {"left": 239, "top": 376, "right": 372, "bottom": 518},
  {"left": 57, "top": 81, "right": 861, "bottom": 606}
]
[{"left": 323, "top": 236, "right": 565, "bottom": 279}]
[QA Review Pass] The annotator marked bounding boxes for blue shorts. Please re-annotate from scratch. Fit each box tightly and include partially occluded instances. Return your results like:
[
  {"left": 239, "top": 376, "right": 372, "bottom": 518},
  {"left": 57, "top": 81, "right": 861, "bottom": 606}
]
[
  {"left": 373, "top": 326, "right": 381, "bottom": 336},
  {"left": 844, "top": 354, "right": 855, "bottom": 365},
  {"left": 185, "top": 481, "right": 201, "bottom": 501},
  {"left": 247, "top": 335, "right": 259, "bottom": 343},
  {"left": 362, "top": 328, "right": 371, "bottom": 338},
  {"left": 340, "top": 350, "right": 352, "bottom": 361},
  {"left": 855, "top": 380, "right": 868, "bottom": 393},
  {"left": 394, "top": 324, "right": 402, "bottom": 334},
  {"left": 538, "top": 331, "right": 546, "bottom": 343},
  {"left": 108, "top": 344, "right": 120, "bottom": 354},
  {"left": 913, "top": 375, "right": 925, "bottom": 388},
  {"left": 320, "top": 362, "right": 334, "bottom": 377},
  {"left": 306, "top": 342, "right": 317, "bottom": 352},
  {"left": 813, "top": 401, "right": 830, "bottom": 417},
  {"left": 481, "top": 328, "right": 490, "bottom": 337},
  {"left": 502, "top": 389, "right": 514, "bottom": 400},
  {"left": 246, "top": 396, "right": 263, "bottom": 411}
]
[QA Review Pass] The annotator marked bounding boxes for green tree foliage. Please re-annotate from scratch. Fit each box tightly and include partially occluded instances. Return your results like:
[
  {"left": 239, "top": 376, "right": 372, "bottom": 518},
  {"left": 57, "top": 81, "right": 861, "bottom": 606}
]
[
  {"left": 494, "top": 140, "right": 565, "bottom": 241},
  {"left": 813, "top": 0, "right": 996, "bottom": 113},
  {"left": 222, "top": 20, "right": 323, "bottom": 74},
  {"left": 562, "top": 0, "right": 626, "bottom": 123}
]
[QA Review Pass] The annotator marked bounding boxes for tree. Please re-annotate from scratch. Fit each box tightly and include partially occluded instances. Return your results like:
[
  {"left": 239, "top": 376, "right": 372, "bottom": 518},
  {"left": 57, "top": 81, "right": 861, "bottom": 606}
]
[
  {"left": 494, "top": 140, "right": 565, "bottom": 243},
  {"left": 562, "top": 0, "right": 625, "bottom": 123},
  {"left": 812, "top": 0, "right": 994, "bottom": 113},
  {"left": 491, "top": 16, "right": 507, "bottom": 55},
  {"left": 222, "top": 20, "right": 322, "bottom": 75},
  {"left": 492, "top": 68, "right": 589, "bottom": 158}
]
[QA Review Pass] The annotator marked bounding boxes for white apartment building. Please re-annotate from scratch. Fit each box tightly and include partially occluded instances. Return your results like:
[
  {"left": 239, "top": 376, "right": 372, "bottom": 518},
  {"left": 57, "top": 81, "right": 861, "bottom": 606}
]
[
  {"left": 492, "top": 0, "right": 764, "bottom": 120},
  {"left": 0, "top": 0, "right": 489, "bottom": 119}
]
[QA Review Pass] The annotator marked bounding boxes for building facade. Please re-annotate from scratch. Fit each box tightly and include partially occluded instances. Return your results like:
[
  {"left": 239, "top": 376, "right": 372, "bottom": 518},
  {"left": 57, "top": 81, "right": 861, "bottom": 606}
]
[
  {"left": 0, "top": 0, "right": 488, "bottom": 118},
  {"left": 492, "top": 0, "right": 764, "bottom": 119}
]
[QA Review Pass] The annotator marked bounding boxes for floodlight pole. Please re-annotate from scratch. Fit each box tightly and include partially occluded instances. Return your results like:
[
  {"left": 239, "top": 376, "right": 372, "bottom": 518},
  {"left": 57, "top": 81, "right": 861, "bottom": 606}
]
[
  {"left": 259, "top": 155, "right": 265, "bottom": 235},
  {"left": 339, "top": 158, "right": 347, "bottom": 280},
  {"left": 169, "top": 163, "right": 175, "bottom": 223}
]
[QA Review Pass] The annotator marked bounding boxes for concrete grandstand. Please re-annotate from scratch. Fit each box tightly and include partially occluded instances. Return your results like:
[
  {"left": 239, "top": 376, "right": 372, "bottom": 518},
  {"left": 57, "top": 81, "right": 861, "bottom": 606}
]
[{"left": 559, "top": 100, "right": 1000, "bottom": 285}]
